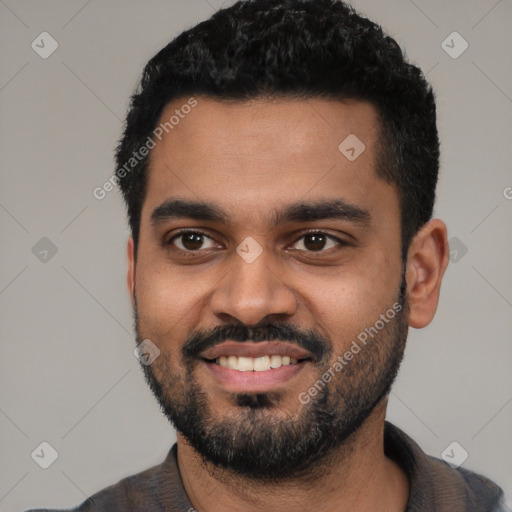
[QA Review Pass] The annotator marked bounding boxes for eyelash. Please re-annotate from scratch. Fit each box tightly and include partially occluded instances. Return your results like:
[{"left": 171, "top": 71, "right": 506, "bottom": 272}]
[{"left": 166, "top": 229, "right": 348, "bottom": 254}]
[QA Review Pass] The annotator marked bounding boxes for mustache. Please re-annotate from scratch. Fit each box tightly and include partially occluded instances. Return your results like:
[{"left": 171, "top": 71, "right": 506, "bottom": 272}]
[{"left": 182, "top": 322, "right": 331, "bottom": 361}]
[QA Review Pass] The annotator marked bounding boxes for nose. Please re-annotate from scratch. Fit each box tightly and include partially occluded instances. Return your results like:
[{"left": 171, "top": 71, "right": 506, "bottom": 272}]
[{"left": 210, "top": 244, "right": 297, "bottom": 326}]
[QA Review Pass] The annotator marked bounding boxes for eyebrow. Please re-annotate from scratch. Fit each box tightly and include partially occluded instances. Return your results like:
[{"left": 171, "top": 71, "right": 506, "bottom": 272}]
[{"left": 150, "top": 198, "right": 371, "bottom": 228}]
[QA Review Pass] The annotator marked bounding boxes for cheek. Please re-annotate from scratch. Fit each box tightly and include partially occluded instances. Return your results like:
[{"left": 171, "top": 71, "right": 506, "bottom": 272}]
[
  {"left": 136, "top": 250, "right": 201, "bottom": 307},
  {"left": 134, "top": 267, "right": 193, "bottom": 337},
  {"left": 304, "top": 264, "right": 401, "bottom": 340},
  {"left": 134, "top": 259, "right": 219, "bottom": 355}
]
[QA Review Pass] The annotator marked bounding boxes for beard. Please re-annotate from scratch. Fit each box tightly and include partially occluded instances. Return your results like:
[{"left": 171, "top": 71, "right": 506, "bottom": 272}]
[{"left": 134, "top": 273, "right": 409, "bottom": 482}]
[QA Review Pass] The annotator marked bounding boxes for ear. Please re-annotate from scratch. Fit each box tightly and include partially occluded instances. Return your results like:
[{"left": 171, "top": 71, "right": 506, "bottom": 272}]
[
  {"left": 405, "top": 219, "right": 449, "bottom": 328},
  {"left": 127, "top": 237, "right": 136, "bottom": 309}
]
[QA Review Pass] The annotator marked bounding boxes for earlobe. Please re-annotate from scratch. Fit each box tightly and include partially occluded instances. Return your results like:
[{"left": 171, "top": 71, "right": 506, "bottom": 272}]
[
  {"left": 405, "top": 219, "right": 449, "bottom": 329},
  {"left": 127, "top": 237, "right": 136, "bottom": 308}
]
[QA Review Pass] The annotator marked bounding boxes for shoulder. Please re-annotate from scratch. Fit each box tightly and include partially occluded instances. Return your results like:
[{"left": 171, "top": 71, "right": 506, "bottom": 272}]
[
  {"left": 384, "top": 422, "right": 506, "bottom": 512},
  {"left": 25, "top": 445, "right": 191, "bottom": 512},
  {"left": 24, "top": 464, "right": 163, "bottom": 512},
  {"left": 421, "top": 453, "right": 505, "bottom": 511},
  {"left": 75, "top": 461, "right": 166, "bottom": 511}
]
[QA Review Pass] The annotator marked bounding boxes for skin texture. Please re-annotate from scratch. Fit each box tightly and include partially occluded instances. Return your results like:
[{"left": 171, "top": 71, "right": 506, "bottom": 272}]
[{"left": 127, "top": 97, "right": 449, "bottom": 511}]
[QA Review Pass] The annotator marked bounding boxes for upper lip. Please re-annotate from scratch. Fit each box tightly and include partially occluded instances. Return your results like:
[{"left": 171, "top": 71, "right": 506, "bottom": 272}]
[{"left": 200, "top": 341, "right": 314, "bottom": 361}]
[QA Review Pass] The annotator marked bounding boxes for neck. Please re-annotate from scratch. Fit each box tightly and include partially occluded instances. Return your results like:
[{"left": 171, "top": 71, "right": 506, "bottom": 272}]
[{"left": 176, "top": 400, "right": 410, "bottom": 512}]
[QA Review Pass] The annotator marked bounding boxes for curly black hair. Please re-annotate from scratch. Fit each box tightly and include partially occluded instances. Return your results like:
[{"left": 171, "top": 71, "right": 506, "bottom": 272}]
[{"left": 115, "top": 0, "right": 439, "bottom": 260}]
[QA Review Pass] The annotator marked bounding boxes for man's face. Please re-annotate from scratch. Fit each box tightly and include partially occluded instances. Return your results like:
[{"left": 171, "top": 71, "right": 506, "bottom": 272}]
[{"left": 130, "top": 97, "right": 408, "bottom": 479}]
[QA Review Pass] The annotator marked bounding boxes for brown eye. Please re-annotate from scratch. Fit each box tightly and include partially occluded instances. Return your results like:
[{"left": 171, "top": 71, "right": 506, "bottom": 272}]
[
  {"left": 181, "top": 232, "right": 204, "bottom": 250},
  {"left": 169, "top": 230, "right": 217, "bottom": 252},
  {"left": 291, "top": 232, "right": 344, "bottom": 252},
  {"left": 303, "top": 233, "right": 327, "bottom": 251}
]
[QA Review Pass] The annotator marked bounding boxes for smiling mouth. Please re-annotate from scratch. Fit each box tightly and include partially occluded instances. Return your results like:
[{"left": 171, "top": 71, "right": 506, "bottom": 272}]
[{"left": 203, "top": 354, "right": 312, "bottom": 372}]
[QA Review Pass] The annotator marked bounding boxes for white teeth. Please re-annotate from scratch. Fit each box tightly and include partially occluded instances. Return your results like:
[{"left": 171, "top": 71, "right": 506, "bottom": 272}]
[
  {"left": 253, "top": 356, "right": 271, "bottom": 372},
  {"left": 214, "top": 354, "right": 302, "bottom": 371},
  {"left": 237, "top": 356, "right": 254, "bottom": 371},
  {"left": 269, "top": 355, "right": 282, "bottom": 369},
  {"left": 227, "top": 355, "right": 238, "bottom": 369}
]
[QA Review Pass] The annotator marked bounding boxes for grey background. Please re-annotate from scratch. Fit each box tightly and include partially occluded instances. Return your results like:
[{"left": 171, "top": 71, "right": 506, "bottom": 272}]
[{"left": 1, "top": 0, "right": 511, "bottom": 509}]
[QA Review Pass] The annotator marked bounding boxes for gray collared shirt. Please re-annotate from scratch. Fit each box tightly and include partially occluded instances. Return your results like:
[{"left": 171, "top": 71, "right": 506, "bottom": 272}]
[{"left": 27, "top": 421, "right": 506, "bottom": 512}]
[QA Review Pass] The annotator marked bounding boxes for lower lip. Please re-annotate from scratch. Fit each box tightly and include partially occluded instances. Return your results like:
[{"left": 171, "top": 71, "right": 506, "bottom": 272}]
[{"left": 203, "top": 360, "right": 308, "bottom": 392}]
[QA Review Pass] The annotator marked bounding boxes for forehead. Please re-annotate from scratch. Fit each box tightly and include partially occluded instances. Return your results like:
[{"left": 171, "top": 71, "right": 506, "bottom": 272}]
[
  {"left": 150, "top": 95, "right": 379, "bottom": 163},
  {"left": 142, "top": 96, "right": 396, "bottom": 229}
]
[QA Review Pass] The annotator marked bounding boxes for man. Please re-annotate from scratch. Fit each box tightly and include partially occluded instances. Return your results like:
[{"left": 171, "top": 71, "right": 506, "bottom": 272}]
[{"left": 28, "top": 0, "right": 506, "bottom": 510}]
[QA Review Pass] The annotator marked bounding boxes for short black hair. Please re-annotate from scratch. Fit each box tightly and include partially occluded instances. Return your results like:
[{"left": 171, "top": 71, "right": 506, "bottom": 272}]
[{"left": 116, "top": 0, "right": 439, "bottom": 259}]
